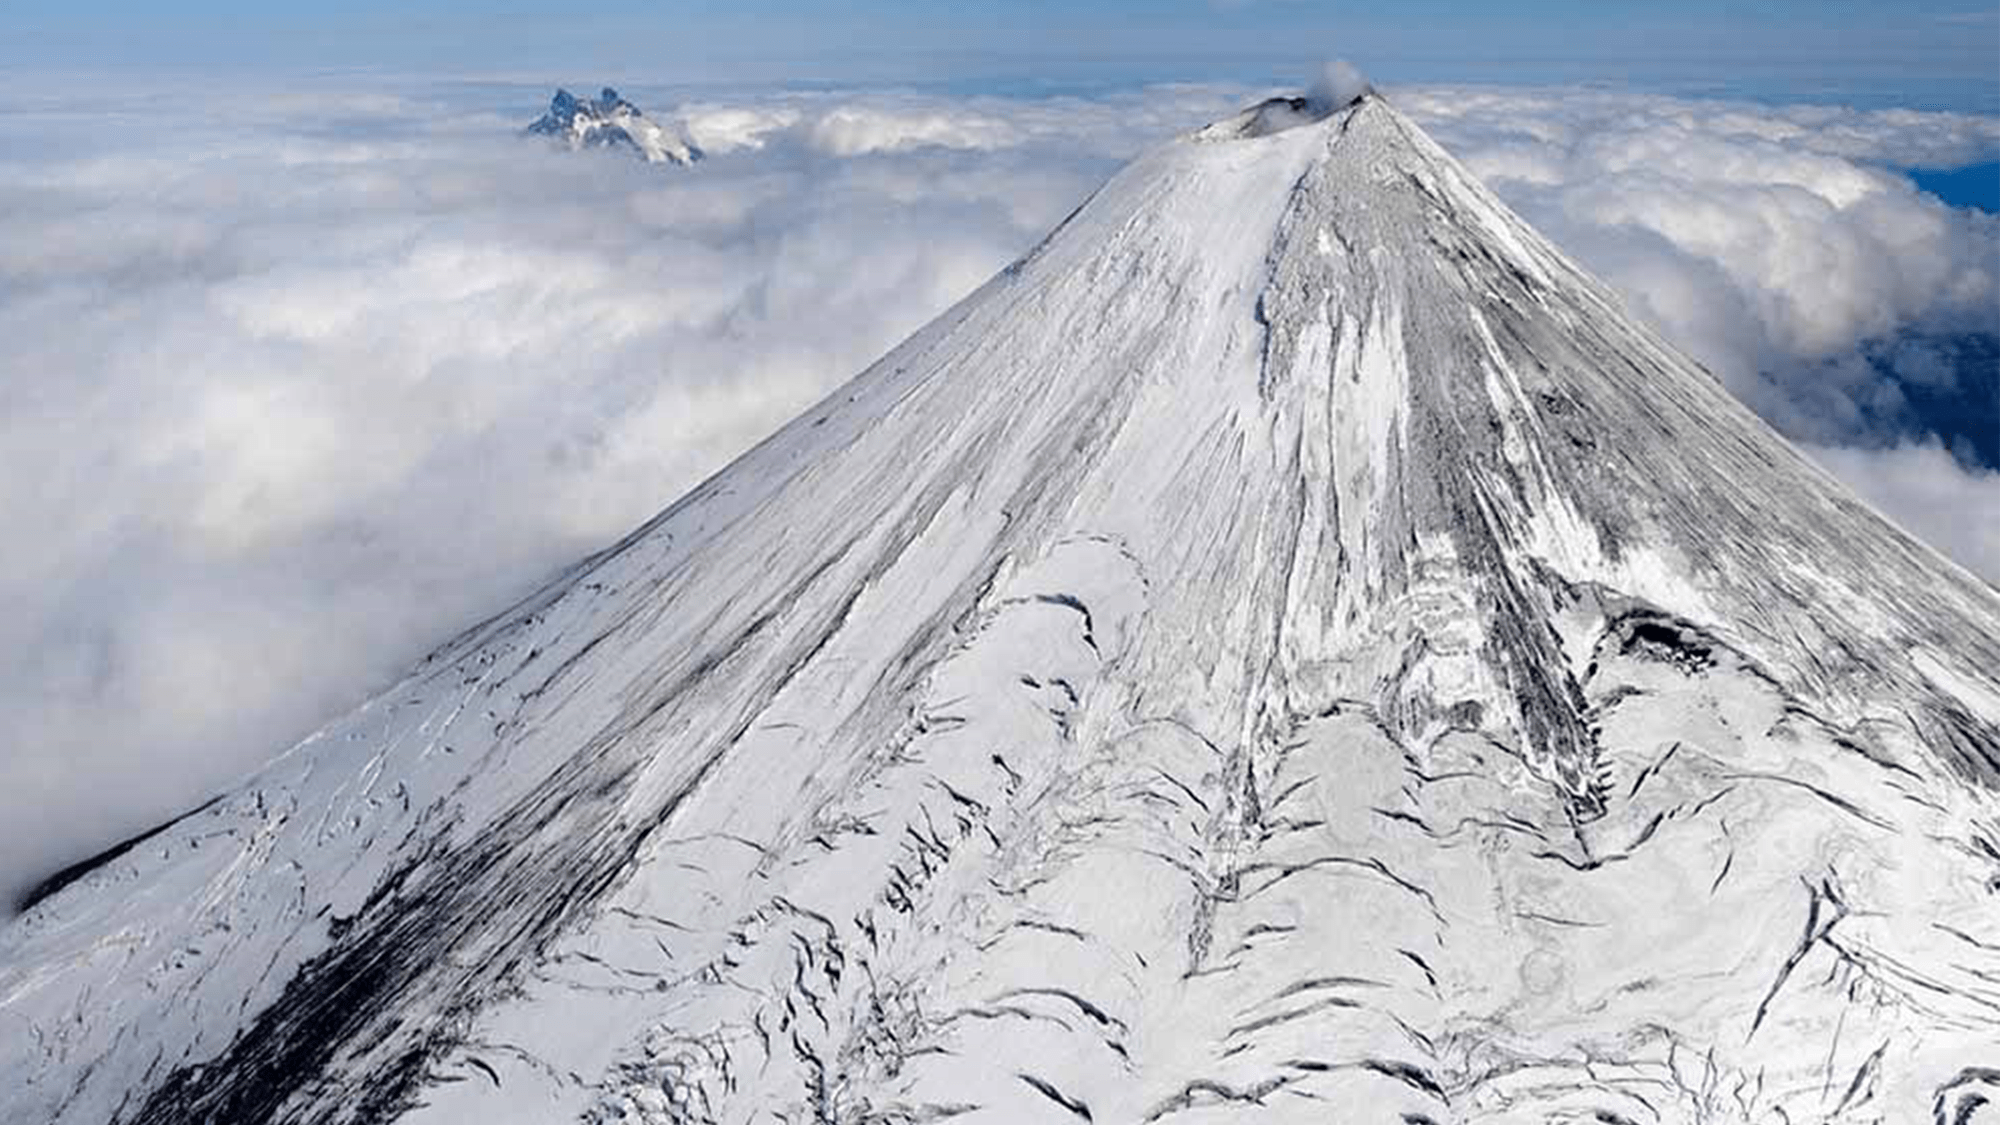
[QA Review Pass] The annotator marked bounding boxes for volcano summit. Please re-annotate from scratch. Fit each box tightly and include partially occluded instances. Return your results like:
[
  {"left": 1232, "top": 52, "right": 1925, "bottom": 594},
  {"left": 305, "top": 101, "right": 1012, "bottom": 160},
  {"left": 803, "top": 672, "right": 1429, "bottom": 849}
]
[{"left": 5, "top": 90, "right": 1999, "bottom": 1125}]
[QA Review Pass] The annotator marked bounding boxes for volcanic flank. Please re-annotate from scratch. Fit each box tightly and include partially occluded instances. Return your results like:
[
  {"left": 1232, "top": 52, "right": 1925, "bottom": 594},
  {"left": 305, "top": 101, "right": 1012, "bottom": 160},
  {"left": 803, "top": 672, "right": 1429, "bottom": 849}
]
[{"left": 5, "top": 89, "right": 2000, "bottom": 1125}]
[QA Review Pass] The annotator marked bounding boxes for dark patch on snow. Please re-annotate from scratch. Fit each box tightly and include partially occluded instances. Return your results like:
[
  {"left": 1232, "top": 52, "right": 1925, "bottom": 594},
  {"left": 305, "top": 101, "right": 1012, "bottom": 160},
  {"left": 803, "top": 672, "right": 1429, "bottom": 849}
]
[
  {"left": 1610, "top": 612, "right": 1718, "bottom": 675},
  {"left": 16, "top": 795, "right": 223, "bottom": 915}
]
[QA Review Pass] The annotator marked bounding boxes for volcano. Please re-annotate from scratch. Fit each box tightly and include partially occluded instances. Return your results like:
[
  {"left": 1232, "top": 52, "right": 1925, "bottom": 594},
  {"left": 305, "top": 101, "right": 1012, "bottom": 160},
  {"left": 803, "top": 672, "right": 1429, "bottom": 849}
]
[{"left": 6, "top": 91, "right": 1999, "bottom": 1125}]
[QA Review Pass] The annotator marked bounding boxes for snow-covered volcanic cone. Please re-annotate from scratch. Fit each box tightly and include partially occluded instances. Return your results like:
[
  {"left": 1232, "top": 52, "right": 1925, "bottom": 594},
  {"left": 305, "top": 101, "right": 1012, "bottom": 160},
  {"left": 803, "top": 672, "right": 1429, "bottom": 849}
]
[{"left": 6, "top": 87, "right": 1999, "bottom": 1125}]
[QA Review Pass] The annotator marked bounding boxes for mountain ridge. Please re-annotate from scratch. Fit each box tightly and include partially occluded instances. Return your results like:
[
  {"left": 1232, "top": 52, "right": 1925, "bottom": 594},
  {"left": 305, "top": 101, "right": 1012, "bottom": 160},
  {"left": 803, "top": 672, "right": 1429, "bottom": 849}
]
[
  {"left": 526, "top": 86, "right": 702, "bottom": 166},
  {"left": 5, "top": 92, "right": 1998, "bottom": 1125}
]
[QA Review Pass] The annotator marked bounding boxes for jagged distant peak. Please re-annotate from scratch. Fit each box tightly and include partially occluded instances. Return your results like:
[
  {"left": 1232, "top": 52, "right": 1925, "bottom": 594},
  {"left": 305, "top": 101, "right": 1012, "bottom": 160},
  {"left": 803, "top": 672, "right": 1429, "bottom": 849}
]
[
  {"left": 4, "top": 93, "right": 1998, "bottom": 1125},
  {"left": 525, "top": 83, "right": 701, "bottom": 167}
]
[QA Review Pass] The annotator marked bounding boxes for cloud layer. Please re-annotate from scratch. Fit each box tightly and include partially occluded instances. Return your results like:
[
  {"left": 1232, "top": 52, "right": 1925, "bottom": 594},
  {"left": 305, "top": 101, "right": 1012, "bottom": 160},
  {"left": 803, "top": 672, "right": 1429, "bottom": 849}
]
[
  {"left": 1402, "top": 87, "right": 2000, "bottom": 433},
  {"left": 1397, "top": 86, "right": 2000, "bottom": 579},
  {"left": 0, "top": 77, "right": 1994, "bottom": 908}
]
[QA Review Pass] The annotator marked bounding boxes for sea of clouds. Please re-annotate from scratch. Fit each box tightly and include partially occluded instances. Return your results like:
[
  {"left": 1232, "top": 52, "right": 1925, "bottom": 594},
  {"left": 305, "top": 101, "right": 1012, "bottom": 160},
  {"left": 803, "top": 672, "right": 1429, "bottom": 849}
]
[{"left": 0, "top": 74, "right": 1994, "bottom": 908}]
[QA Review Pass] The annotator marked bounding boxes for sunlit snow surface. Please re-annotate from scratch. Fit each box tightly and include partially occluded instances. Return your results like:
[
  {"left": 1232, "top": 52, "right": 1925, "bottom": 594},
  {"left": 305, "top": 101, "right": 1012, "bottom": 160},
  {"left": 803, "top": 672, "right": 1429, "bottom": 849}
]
[{"left": 5, "top": 96, "right": 2000, "bottom": 1124}]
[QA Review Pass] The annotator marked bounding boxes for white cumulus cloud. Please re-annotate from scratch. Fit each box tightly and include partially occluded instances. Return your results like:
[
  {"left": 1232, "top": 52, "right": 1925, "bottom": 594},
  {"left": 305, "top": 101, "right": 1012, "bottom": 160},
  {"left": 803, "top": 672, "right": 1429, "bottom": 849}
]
[
  {"left": 1806, "top": 441, "right": 2000, "bottom": 582},
  {"left": 1400, "top": 87, "right": 1999, "bottom": 424}
]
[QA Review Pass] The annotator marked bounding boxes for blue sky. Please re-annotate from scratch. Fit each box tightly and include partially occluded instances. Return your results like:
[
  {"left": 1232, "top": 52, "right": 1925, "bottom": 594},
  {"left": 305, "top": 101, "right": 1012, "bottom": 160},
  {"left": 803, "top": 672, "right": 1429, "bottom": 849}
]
[{"left": 5, "top": 0, "right": 1998, "bottom": 110}]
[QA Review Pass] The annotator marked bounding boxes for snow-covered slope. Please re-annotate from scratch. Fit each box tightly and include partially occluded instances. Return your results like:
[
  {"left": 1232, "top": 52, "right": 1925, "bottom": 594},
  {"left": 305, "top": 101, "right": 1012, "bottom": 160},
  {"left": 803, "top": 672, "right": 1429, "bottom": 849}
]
[
  {"left": 527, "top": 87, "right": 701, "bottom": 166},
  {"left": 6, "top": 93, "right": 2000, "bottom": 1125}
]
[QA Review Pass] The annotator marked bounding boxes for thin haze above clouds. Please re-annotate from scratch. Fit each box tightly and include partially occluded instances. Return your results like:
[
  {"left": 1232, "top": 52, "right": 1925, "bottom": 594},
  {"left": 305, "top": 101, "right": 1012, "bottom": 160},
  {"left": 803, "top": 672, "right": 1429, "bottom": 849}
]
[{"left": 0, "top": 76, "right": 1994, "bottom": 909}]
